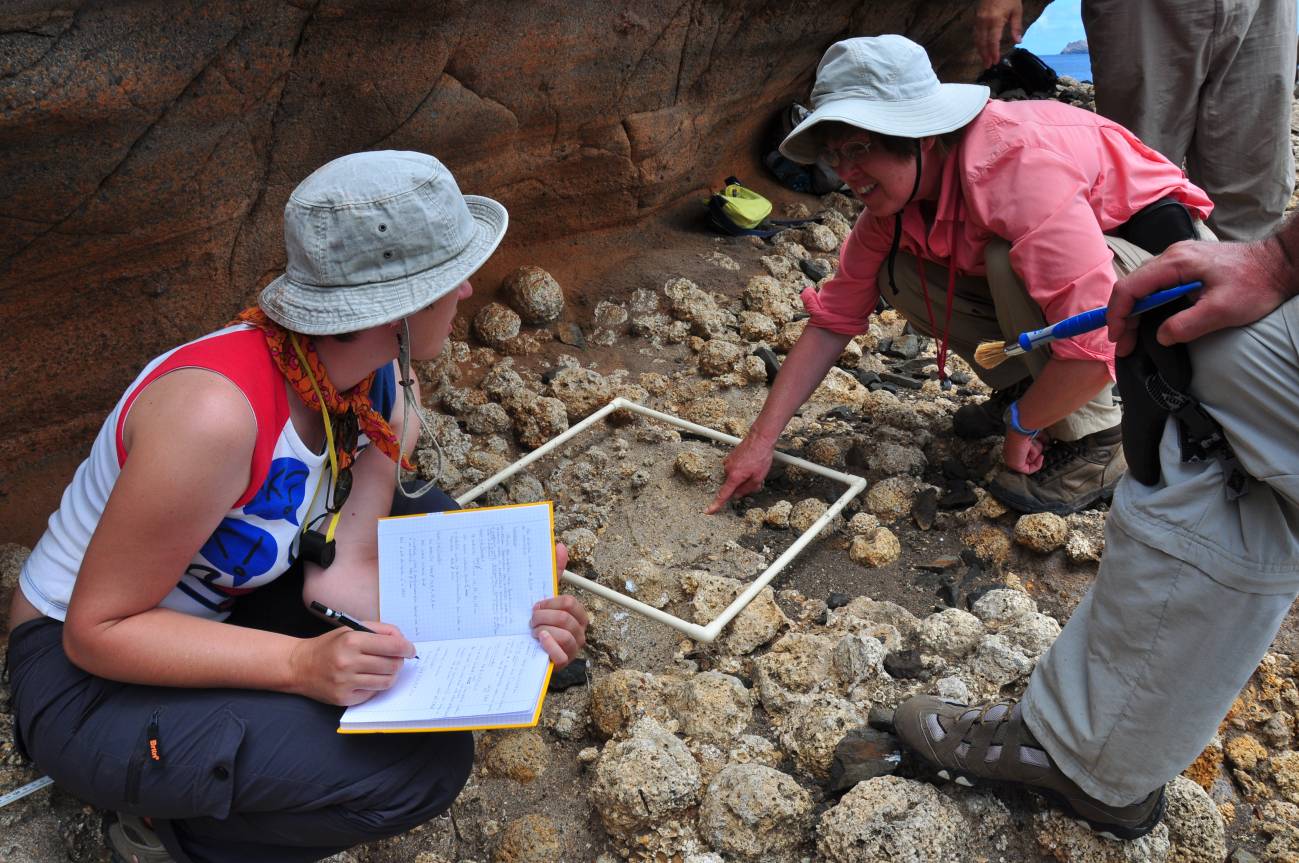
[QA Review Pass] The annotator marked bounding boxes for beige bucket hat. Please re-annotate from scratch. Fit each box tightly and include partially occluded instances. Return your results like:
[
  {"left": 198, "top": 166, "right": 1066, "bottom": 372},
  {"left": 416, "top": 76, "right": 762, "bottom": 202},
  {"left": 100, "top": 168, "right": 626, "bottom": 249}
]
[{"left": 259, "top": 150, "right": 507, "bottom": 335}]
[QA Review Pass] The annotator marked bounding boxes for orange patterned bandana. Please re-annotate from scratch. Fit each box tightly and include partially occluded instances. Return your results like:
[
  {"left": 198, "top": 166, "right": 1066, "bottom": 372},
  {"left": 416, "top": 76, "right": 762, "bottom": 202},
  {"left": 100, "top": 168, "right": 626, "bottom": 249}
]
[{"left": 234, "top": 308, "right": 414, "bottom": 470}]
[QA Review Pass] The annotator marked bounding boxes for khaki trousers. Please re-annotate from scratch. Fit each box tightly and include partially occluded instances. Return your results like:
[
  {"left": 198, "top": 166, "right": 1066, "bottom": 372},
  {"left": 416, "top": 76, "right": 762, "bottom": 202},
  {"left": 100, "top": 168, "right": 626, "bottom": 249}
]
[
  {"left": 884, "top": 239, "right": 1136, "bottom": 441},
  {"left": 1083, "top": 0, "right": 1296, "bottom": 241}
]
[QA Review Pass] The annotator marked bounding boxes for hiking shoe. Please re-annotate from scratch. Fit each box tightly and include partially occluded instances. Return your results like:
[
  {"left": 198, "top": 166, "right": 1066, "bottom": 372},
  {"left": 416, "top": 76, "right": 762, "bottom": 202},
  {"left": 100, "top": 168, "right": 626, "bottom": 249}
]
[
  {"left": 894, "top": 696, "right": 1166, "bottom": 840},
  {"left": 952, "top": 380, "right": 1030, "bottom": 439},
  {"left": 106, "top": 813, "right": 176, "bottom": 863},
  {"left": 988, "top": 424, "right": 1126, "bottom": 515}
]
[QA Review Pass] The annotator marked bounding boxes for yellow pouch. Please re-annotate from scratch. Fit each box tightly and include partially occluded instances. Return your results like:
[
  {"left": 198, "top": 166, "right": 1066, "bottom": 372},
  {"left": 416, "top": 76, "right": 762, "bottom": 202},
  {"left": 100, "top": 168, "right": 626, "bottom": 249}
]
[{"left": 715, "top": 180, "right": 772, "bottom": 229}]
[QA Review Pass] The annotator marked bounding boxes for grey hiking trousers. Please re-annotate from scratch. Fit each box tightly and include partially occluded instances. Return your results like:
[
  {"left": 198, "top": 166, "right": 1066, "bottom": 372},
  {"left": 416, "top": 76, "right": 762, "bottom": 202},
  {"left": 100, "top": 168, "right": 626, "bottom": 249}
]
[
  {"left": 1083, "top": 0, "right": 1296, "bottom": 241},
  {"left": 1022, "top": 295, "right": 1299, "bottom": 806}
]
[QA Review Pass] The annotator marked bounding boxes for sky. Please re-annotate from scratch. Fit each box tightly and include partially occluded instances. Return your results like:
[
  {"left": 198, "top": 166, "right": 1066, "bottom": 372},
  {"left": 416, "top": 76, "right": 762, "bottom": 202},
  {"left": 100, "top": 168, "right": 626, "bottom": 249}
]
[
  {"left": 1019, "top": 0, "right": 1084, "bottom": 55},
  {"left": 1020, "top": 0, "right": 1299, "bottom": 54}
]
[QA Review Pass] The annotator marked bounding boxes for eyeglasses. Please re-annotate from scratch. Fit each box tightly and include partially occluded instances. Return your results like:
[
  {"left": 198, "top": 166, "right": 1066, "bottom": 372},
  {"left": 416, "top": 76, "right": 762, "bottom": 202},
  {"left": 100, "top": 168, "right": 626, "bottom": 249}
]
[
  {"left": 819, "top": 139, "right": 872, "bottom": 169},
  {"left": 327, "top": 410, "right": 359, "bottom": 512}
]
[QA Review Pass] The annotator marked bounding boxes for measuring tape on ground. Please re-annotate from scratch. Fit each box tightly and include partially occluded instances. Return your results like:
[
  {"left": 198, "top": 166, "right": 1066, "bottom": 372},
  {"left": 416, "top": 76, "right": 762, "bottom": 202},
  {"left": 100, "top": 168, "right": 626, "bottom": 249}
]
[{"left": 0, "top": 775, "right": 53, "bottom": 808}]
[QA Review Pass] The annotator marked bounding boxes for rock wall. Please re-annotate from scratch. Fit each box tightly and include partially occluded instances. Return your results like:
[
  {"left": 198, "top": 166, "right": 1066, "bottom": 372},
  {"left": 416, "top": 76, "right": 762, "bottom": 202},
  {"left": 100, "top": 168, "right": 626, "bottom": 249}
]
[{"left": 0, "top": 0, "right": 1044, "bottom": 470}]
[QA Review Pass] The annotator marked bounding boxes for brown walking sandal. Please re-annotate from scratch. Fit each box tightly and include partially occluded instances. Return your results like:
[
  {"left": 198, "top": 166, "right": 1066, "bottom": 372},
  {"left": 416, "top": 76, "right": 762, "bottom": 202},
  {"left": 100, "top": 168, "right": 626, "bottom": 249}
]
[
  {"left": 106, "top": 813, "right": 176, "bottom": 863},
  {"left": 893, "top": 696, "right": 1165, "bottom": 840}
]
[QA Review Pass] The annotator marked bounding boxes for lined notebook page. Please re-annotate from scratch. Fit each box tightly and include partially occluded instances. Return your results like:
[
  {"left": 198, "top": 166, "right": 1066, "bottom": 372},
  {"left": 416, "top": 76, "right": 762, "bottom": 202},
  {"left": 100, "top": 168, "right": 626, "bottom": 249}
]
[
  {"left": 378, "top": 502, "right": 557, "bottom": 642},
  {"left": 339, "top": 634, "right": 550, "bottom": 729}
]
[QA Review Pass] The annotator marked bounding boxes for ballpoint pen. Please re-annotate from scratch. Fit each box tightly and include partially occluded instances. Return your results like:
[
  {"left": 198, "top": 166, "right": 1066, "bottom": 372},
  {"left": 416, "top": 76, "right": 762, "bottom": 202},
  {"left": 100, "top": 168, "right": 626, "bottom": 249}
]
[{"left": 310, "top": 601, "right": 418, "bottom": 659}]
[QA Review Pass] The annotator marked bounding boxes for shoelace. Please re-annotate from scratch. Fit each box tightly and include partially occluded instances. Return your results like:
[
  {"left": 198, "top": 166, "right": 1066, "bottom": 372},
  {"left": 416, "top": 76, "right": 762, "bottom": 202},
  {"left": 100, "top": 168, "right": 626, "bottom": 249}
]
[
  {"left": 958, "top": 699, "right": 1017, "bottom": 729},
  {"left": 1036, "top": 439, "right": 1086, "bottom": 477}
]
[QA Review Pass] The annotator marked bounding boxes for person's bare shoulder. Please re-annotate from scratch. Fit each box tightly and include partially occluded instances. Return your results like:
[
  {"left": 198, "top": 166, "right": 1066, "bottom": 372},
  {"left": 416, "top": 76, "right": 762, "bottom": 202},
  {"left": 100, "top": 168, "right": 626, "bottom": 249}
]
[{"left": 122, "top": 367, "right": 259, "bottom": 481}]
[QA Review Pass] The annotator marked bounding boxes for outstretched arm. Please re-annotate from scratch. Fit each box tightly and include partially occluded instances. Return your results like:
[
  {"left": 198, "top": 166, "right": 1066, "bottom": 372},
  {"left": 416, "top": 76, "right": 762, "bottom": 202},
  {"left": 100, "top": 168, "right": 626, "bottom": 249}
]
[
  {"left": 706, "top": 325, "right": 851, "bottom": 513},
  {"left": 1107, "top": 218, "right": 1299, "bottom": 354}
]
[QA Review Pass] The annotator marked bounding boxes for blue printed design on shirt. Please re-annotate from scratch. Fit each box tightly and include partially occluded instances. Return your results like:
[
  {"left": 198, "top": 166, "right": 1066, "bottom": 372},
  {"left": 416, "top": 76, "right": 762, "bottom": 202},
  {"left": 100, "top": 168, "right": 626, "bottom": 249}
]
[
  {"left": 200, "top": 519, "right": 278, "bottom": 586},
  {"left": 243, "top": 457, "right": 309, "bottom": 525}
]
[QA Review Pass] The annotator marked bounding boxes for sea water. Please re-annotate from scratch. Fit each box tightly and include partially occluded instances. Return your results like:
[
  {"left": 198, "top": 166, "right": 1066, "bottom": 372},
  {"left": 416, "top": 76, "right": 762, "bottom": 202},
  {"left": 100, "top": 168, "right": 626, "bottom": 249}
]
[{"left": 1036, "top": 52, "right": 1093, "bottom": 83}]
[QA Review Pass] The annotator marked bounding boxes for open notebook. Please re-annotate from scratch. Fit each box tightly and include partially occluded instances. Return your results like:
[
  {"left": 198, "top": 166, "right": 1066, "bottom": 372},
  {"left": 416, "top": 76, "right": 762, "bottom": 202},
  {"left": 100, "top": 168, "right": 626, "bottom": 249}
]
[{"left": 338, "top": 501, "right": 557, "bottom": 733}]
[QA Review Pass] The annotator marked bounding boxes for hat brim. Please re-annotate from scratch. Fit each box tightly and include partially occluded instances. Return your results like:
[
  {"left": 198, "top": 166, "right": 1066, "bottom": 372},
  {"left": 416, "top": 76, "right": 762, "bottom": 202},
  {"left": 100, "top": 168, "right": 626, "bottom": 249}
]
[
  {"left": 779, "top": 84, "right": 990, "bottom": 164},
  {"left": 258, "top": 195, "right": 508, "bottom": 335}
]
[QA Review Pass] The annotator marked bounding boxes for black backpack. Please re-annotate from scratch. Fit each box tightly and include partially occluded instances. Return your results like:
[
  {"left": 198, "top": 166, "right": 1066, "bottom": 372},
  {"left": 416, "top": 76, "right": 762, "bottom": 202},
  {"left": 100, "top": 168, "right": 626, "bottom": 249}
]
[
  {"left": 763, "top": 104, "right": 843, "bottom": 196},
  {"left": 976, "top": 47, "right": 1059, "bottom": 96}
]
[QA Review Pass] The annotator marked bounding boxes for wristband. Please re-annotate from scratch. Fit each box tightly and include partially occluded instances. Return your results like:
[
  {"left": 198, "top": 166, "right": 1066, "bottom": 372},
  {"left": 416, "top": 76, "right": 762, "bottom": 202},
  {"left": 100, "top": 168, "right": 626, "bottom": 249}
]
[{"left": 1006, "top": 400, "right": 1040, "bottom": 438}]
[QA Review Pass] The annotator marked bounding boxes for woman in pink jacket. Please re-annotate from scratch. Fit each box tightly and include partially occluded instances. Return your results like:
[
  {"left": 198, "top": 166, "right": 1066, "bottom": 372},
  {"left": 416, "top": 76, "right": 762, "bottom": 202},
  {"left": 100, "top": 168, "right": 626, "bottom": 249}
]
[{"left": 708, "top": 35, "right": 1212, "bottom": 516}]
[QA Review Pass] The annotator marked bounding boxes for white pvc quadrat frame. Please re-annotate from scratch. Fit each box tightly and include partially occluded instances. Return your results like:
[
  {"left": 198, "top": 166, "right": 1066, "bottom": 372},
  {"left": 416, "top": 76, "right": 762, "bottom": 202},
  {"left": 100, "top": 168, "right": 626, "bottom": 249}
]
[{"left": 455, "top": 398, "right": 867, "bottom": 643}]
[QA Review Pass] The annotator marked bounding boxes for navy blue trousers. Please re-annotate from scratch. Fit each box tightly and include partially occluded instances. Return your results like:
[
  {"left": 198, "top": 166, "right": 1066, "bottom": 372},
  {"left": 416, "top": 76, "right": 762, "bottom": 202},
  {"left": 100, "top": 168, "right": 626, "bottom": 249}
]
[{"left": 7, "top": 486, "right": 472, "bottom": 863}]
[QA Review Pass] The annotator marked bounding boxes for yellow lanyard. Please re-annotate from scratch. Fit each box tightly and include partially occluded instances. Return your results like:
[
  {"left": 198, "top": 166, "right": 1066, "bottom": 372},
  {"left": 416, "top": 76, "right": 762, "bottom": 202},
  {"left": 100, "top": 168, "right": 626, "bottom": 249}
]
[{"left": 290, "top": 334, "right": 344, "bottom": 544}]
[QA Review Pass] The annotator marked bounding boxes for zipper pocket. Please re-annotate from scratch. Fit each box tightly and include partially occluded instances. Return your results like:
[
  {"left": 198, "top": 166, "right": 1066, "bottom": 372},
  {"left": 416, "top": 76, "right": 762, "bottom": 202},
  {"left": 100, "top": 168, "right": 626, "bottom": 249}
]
[{"left": 125, "top": 708, "right": 163, "bottom": 805}]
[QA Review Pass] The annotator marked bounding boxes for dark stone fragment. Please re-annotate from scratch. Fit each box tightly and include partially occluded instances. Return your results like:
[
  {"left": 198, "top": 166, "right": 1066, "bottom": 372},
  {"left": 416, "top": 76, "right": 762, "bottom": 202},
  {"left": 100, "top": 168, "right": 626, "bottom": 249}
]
[
  {"left": 949, "top": 370, "right": 971, "bottom": 385},
  {"left": 940, "top": 457, "right": 971, "bottom": 481},
  {"left": 556, "top": 322, "right": 587, "bottom": 348},
  {"left": 937, "top": 582, "right": 960, "bottom": 608},
  {"left": 915, "top": 555, "right": 962, "bottom": 573},
  {"left": 822, "top": 405, "right": 856, "bottom": 422},
  {"left": 879, "top": 371, "right": 924, "bottom": 390},
  {"left": 867, "top": 705, "right": 897, "bottom": 731},
  {"left": 826, "top": 591, "right": 852, "bottom": 610},
  {"left": 752, "top": 346, "right": 781, "bottom": 385},
  {"left": 938, "top": 481, "right": 978, "bottom": 511},
  {"left": 964, "top": 583, "right": 1010, "bottom": 611},
  {"left": 876, "top": 336, "right": 893, "bottom": 355},
  {"left": 868, "top": 381, "right": 899, "bottom": 395},
  {"left": 911, "top": 487, "right": 938, "bottom": 530},
  {"left": 799, "top": 257, "right": 831, "bottom": 281},
  {"left": 548, "top": 657, "right": 588, "bottom": 692},
  {"left": 816, "top": 608, "right": 830, "bottom": 626},
  {"left": 887, "top": 334, "right": 921, "bottom": 359},
  {"left": 850, "top": 369, "right": 881, "bottom": 388},
  {"left": 958, "top": 563, "right": 984, "bottom": 592},
  {"left": 959, "top": 548, "right": 985, "bottom": 567},
  {"left": 883, "top": 648, "right": 928, "bottom": 680},
  {"left": 827, "top": 726, "right": 904, "bottom": 792}
]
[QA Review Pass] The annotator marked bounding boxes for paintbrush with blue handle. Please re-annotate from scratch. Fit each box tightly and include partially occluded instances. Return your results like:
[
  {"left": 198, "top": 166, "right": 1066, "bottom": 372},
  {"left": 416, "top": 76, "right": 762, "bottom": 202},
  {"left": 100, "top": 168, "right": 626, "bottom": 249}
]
[{"left": 973, "top": 281, "right": 1202, "bottom": 369}]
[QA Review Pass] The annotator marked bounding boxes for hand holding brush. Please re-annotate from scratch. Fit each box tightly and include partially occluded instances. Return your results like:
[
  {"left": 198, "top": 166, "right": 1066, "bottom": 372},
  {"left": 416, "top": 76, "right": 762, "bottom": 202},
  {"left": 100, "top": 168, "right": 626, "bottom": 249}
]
[{"left": 973, "top": 281, "right": 1202, "bottom": 369}]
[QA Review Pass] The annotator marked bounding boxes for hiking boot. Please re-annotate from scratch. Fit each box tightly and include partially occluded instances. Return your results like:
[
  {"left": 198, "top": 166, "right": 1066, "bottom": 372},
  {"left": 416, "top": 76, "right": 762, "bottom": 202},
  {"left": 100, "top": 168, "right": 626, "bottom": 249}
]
[
  {"left": 894, "top": 696, "right": 1166, "bottom": 840},
  {"left": 988, "top": 424, "right": 1126, "bottom": 515},
  {"left": 952, "top": 380, "right": 1030, "bottom": 439}
]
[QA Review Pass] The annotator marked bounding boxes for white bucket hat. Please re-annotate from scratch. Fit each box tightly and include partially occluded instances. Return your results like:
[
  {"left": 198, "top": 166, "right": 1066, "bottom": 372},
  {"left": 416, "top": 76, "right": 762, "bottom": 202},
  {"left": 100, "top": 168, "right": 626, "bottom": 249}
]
[
  {"left": 259, "top": 150, "right": 508, "bottom": 335},
  {"left": 780, "top": 35, "right": 990, "bottom": 164}
]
